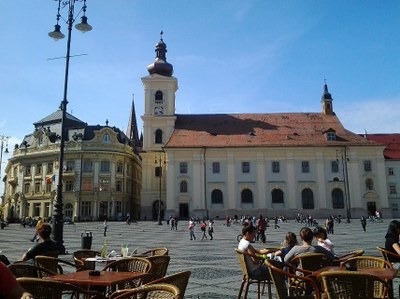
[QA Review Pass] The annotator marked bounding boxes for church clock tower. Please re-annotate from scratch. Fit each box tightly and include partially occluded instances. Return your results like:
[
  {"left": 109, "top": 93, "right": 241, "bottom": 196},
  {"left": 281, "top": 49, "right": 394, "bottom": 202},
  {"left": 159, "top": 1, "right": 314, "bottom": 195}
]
[{"left": 141, "top": 32, "right": 178, "bottom": 151}]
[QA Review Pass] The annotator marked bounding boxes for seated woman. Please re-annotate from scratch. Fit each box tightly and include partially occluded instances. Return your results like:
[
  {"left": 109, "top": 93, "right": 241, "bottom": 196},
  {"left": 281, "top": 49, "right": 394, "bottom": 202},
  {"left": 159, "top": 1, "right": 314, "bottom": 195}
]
[
  {"left": 238, "top": 222, "right": 271, "bottom": 278},
  {"left": 22, "top": 223, "right": 59, "bottom": 261},
  {"left": 384, "top": 220, "right": 400, "bottom": 269},
  {"left": 313, "top": 226, "right": 337, "bottom": 258},
  {"left": 270, "top": 231, "right": 298, "bottom": 261},
  {"left": 284, "top": 227, "right": 334, "bottom": 264}
]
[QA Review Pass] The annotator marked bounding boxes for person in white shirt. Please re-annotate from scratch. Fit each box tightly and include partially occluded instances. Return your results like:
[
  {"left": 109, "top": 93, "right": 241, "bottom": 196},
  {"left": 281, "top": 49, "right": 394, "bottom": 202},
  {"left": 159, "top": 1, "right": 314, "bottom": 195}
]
[{"left": 313, "top": 226, "right": 337, "bottom": 257}]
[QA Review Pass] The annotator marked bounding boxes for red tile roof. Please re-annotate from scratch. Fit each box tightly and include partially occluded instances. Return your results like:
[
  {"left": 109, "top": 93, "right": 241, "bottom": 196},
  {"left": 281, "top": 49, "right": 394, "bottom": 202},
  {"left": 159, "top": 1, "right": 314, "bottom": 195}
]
[
  {"left": 165, "top": 113, "right": 380, "bottom": 148},
  {"left": 362, "top": 134, "right": 400, "bottom": 160}
]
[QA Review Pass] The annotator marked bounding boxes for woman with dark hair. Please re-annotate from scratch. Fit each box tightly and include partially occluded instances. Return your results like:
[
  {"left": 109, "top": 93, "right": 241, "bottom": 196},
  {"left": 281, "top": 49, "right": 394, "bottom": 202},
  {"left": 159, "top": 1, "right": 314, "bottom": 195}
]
[
  {"left": 237, "top": 222, "right": 271, "bottom": 278},
  {"left": 22, "top": 223, "right": 59, "bottom": 261},
  {"left": 384, "top": 220, "right": 400, "bottom": 269},
  {"left": 313, "top": 226, "right": 336, "bottom": 257}
]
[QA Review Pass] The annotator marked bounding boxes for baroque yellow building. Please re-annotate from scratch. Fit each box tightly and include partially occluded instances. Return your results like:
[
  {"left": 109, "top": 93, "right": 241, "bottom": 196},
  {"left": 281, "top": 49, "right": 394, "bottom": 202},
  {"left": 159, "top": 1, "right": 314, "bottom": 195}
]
[{"left": 2, "top": 110, "right": 141, "bottom": 222}]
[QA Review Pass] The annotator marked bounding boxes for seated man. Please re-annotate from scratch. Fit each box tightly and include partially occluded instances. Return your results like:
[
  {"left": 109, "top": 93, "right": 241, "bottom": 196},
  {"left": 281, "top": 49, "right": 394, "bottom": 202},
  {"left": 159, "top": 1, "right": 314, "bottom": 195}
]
[
  {"left": 0, "top": 261, "right": 33, "bottom": 299},
  {"left": 284, "top": 227, "right": 335, "bottom": 264},
  {"left": 22, "top": 223, "right": 59, "bottom": 261},
  {"left": 238, "top": 222, "right": 271, "bottom": 278}
]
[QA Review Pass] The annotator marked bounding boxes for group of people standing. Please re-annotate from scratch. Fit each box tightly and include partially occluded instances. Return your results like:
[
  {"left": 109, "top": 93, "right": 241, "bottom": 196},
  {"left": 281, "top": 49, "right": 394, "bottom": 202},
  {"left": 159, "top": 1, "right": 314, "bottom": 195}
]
[{"left": 188, "top": 218, "right": 214, "bottom": 240}]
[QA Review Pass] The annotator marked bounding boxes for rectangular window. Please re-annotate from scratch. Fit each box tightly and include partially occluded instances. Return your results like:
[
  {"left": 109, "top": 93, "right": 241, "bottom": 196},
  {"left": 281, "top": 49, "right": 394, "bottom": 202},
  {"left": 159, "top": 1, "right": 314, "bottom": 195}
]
[
  {"left": 65, "top": 180, "right": 74, "bottom": 192},
  {"left": 212, "top": 162, "right": 220, "bottom": 173},
  {"left": 326, "top": 132, "right": 336, "bottom": 140},
  {"left": 46, "top": 182, "right": 52, "bottom": 193},
  {"left": 389, "top": 185, "right": 397, "bottom": 194},
  {"left": 47, "top": 163, "right": 53, "bottom": 174},
  {"left": 81, "top": 201, "right": 92, "bottom": 217},
  {"left": 100, "top": 161, "right": 110, "bottom": 172},
  {"left": 180, "top": 162, "right": 188, "bottom": 174},
  {"left": 155, "top": 167, "right": 162, "bottom": 177},
  {"left": 242, "top": 162, "right": 250, "bottom": 173},
  {"left": 24, "top": 184, "right": 30, "bottom": 193},
  {"left": 272, "top": 161, "right": 280, "bottom": 173},
  {"left": 36, "top": 164, "right": 42, "bottom": 175},
  {"left": 331, "top": 161, "right": 339, "bottom": 173},
  {"left": 115, "top": 201, "right": 122, "bottom": 213},
  {"left": 35, "top": 182, "right": 41, "bottom": 193},
  {"left": 117, "top": 162, "right": 124, "bottom": 173},
  {"left": 82, "top": 179, "right": 93, "bottom": 191},
  {"left": 301, "top": 161, "right": 310, "bottom": 173},
  {"left": 389, "top": 167, "right": 394, "bottom": 176},
  {"left": 66, "top": 161, "right": 75, "bottom": 171},
  {"left": 25, "top": 165, "right": 31, "bottom": 176},
  {"left": 99, "top": 179, "right": 109, "bottom": 191},
  {"left": 83, "top": 160, "right": 93, "bottom": 173},
  {"left": 116, "top": 180, "right": 123, "bottom": 192},
  {"left": 364, "top": 160, "right": 372, "bottom": 172}
]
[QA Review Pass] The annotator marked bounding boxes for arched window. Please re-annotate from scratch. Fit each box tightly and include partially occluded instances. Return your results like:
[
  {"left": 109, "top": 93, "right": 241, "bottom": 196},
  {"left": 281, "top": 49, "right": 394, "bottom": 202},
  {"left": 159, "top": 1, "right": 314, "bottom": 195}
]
[
  {"left": 366, "top": 178, "right": 374, "bottom": 190},
  {"left": 155, "top": 129, "right": 163, "bottom": 144},
  {"left": 103, "top": 133, "right": 110, "bottom": 144},
  {"left": 211, "top": 189, "right": 223, "bottom": 204},
  {"left": 180, "top": 181, "right": 188, "bottom": 193},
  {"left": 332, "top": 188, "right": 344, "bottom": 209},
  {"left": 241, "top": 188, "right": 253, "bottom": 204},
  {"left": 271, "top": 189, "right": 284, "bottom": 203},
  {"left": 65, "top": 203, "right": 73, "bottom": 220},
  {"left": 302, "top": 188, "right": 314, "bottom": 209},
  {"left": 155, "top": 90, "right": 163, "bottom": 104}
]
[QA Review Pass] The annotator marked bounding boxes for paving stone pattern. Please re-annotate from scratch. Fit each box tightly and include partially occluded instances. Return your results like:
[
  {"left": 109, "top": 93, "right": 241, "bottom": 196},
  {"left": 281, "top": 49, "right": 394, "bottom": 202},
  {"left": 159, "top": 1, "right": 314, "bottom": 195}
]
[{"left": 0, "top": 218, "right": 397, "bottom": 298}]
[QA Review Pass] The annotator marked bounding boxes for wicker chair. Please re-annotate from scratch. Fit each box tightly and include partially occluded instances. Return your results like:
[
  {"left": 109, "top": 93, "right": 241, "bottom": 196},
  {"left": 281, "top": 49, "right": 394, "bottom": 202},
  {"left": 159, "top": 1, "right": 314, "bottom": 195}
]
[
  {"left": 144, "top": 255, "right": 171, "bottom": 283},
  {"left": 235, "top": 249, "right": 273, "bottom": 299},
  {"left": 141, "top": 248, "right": 169, "bottom": 257},
  {"left": 291, "top": 253, "right": 331, "bottom": 272},
  {"left": 73, "top": 249, "right": 101, "bottom": 271},
  {"left": 110, "top": 283, "right": 180, "bottom": 299},
  {"left": 331, "top": 249, "right": 365, "bottom": 266},
  {"left": 101, "top": 257, "right": 153, "bottom": 289},
  {"left": 265, "top": 259, "right": 321, "bottom": 299},
  {"left": 377, "top": 246, "right": 400, "bottom": 266},
  {"left": 320, "top": 271, "right": 389, "bottom": 299},
  {"left": 342, "top": 256, "right": 392, "bottom": 298},
  {"left": 110, "top": 271, "right": 191, "bottom": 299},
  {"left": 35, "top": 255, "right": 63, "bottom": 275},
  {"left": 17, "top": 277, "right": 105, "bottom": 299},
  {"left": 8, "top": 263, "right": 57, "bottom": 278}
]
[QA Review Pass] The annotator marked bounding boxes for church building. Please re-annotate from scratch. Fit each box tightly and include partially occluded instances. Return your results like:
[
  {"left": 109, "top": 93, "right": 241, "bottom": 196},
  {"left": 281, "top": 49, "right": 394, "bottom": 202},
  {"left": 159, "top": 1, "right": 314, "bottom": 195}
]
[{"left": 139, "top": 34, "right": 389, "bottom": 221}]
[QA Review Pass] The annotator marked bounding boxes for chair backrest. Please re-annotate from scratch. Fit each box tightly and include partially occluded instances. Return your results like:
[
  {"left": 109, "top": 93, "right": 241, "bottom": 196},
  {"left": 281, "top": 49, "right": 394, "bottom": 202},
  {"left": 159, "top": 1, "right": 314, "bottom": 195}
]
[
  {"left": 376, "top": 246, "right": 400, "bottom": 264},
  {"left": 344, "top": 256, "right": 391, "bottom": 269},
  {"left": 35, "top": 256, "right": 62, "bottom": 275},
  {"left": 292, "top": 253, "right": 331, "bottom": 272},
  {"left": 111, "top": 283, "right": 180, "bottom": 299},
  {"left": 73, "top": 249, "right": 100, "bottom": 271},
  {"left": 102, "top": 257, "right": 153, "bottom": 289},
  {"left": 234, "top": 249, "right": 251, "bottom": 279},
  {"left": 265, "top": 259, "right": 321, "bottom": 299},
  {"left": 17, "top": 277, "right": 105, "bottom": 299},
  {"left": 8, "top": 263, "right": 57, "bottom": 278},
  {"left": 142, "top": 247, "right": 169, "bottom": 257},
  {"left": 332, "top": 249, "right": 364, "bottom": 265},
  {"left": 146, "top": 271, "right": 191, "bottom": 299},
  {"left": 320, "top": 271, "right": 388, "bottom": 299},
  {"left": 145, "top": 255, "right": 171, "bottom": 282}
]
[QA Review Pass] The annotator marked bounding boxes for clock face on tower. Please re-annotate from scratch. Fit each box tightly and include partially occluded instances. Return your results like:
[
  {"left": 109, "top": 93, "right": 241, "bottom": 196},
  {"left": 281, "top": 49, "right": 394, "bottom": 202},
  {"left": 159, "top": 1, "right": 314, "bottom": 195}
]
[{"left": 154, "top": 106, "right": 164, "bottom": 115}]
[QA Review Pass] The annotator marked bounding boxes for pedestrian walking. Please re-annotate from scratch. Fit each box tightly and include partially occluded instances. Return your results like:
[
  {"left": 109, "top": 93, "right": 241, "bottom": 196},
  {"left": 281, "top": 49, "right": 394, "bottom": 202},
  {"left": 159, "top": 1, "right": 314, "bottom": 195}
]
[
  {"left": 201, "top": 221, "right": 207, "bottom": 240},
  {"left": 361, "top": 216, "right": 367, "bottom": 232},
  {"left": 257, "top": 215, "right": 266, "bottom": 243},
  {"left": 30, "top": 217, "right": 43, "bottom": 242},
  {"left": 188, "top": 218, "right": 196, "bottom": 240},
  {"left": 103, "top": 220, "right": 108, "bottom": 237},
  {"left": 208, "top": 220, "right": 214, "bottom": 240}
]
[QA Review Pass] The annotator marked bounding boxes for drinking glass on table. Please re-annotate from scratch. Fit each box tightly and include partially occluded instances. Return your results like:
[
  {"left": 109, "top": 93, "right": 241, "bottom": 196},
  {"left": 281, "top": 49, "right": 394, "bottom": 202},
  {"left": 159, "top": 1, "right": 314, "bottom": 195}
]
[{"left": 121, "top": 244, "right": 129, "bottom": 257}]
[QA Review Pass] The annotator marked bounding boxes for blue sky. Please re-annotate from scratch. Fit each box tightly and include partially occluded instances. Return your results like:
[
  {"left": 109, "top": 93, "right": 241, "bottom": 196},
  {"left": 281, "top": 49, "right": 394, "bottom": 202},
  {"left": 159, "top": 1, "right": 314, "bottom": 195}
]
[{"left": 0, "top": 1, "right": 399, "bottom": 191}]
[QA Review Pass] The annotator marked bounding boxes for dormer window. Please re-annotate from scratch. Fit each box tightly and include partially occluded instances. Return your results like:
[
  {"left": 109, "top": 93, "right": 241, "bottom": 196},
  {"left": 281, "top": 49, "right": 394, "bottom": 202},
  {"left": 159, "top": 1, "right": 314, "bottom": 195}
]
[
  {"left": 103, "top": 133, "right": 110, "bottom": 144},
  {"left": 326, "top": 131, "right": 336, "bottom": 141}
]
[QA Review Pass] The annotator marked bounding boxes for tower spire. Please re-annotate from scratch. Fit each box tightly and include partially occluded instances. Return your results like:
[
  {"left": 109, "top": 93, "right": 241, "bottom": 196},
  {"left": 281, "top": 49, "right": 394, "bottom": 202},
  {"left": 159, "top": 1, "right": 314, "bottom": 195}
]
[
  {"left": 127, "top": 94, "right": 140, "bottom": 150},
  {"left": 147, "top": 31, "right": 174, "bottom": 77},
  {"left": 321, "top": 80, "right": 334, "bottom": 115}
]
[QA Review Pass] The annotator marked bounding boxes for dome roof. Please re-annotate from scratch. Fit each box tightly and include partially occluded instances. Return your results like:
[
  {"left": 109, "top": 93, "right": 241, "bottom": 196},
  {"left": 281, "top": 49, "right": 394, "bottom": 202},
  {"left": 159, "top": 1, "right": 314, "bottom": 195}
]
[{"left": 147, "top": 31, "right": 173, "bottom": 77}]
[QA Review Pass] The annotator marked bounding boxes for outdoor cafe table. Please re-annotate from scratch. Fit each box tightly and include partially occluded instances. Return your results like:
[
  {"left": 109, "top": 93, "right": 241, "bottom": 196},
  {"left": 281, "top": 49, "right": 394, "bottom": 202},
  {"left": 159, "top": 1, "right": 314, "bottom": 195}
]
[
  {"left": 47, "top": 270, "right": 147, "bottom": 288},
  {"left": 312, "top": 266, "right": 398, "bottom": 298}
]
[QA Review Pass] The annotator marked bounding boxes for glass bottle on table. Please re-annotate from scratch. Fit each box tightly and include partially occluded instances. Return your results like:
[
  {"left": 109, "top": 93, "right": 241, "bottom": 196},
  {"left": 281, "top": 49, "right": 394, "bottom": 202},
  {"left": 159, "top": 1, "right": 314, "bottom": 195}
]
[{"left": 101, "top": 239, "right": 107, "bottom": 258}]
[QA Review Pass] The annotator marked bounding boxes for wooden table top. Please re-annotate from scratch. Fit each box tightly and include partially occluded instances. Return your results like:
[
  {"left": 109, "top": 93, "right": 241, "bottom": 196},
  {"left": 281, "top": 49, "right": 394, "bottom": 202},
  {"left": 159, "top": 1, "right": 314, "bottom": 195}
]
[
  {"left": 312, "top": 266, "right": 398, "bottom": 280},
  {"left": 47, "top": 270, "right": 146, "bottom": 287}
]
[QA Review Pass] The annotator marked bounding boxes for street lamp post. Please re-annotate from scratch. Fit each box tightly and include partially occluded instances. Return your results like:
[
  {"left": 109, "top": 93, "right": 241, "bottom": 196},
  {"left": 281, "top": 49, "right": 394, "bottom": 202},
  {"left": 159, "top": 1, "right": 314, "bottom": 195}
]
[
  {"left": 337, "top": 149, "right": 351, "bottom": 223},
  {"left": 48, "top": 0, "right": 92, "bottom": 253},
  {"left": 154, "top": 154, "right": 164, "bottom": 225},
  {"left": 0, "top": 135, "right": 10, "bottom": 196}
]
